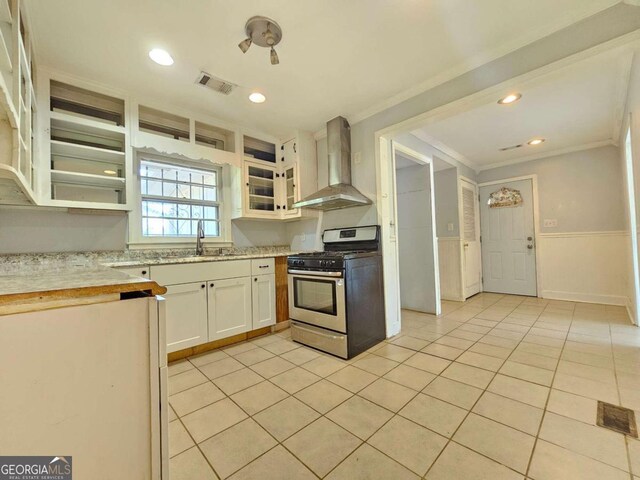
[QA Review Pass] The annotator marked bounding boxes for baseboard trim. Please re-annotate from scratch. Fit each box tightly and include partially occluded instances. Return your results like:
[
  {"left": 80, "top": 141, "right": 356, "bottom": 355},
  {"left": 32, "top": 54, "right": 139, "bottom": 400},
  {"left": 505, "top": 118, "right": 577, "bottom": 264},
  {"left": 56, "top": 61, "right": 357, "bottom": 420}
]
[
  {"left": 626, "top": 297, "right": 636, "bottom": 325},
  {"left": 538, "top": 231, "right": 628, "bottom": 238},
  {"left": 541, "top": 290, "right": 628, "bottom": 306},
  {"left": 273, "top": 320, "right": 290, "bottom": 331}
]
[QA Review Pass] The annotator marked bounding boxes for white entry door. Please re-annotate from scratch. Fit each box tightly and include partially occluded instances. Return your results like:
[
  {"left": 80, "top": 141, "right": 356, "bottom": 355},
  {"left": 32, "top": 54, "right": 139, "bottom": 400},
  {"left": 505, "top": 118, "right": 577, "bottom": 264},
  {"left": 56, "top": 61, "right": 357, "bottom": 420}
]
[
  {"left": 479, "top": 178, "right": 537, "bottom": 296},
  {"left": 460, "top": 179, "right": 481, "bottom": 298}
]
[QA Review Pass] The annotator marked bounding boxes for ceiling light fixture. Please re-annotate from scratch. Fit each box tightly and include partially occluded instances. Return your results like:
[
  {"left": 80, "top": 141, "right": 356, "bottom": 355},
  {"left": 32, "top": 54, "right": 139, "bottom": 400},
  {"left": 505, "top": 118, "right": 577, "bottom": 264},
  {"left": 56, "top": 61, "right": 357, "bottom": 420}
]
[
  {"left": 103, "top": 169, "right": 117, "bottom": 175},
  {"left": 148, "top": 48, "right": 174, "bottom": 66},
  {"left": 498, "top": 93, "right": 522, "bottom": 105},
  {"left": 528, "top": 138, "right": 545, "bottom": 146},
  {"left": 238, "top": 16, "right": 282, "bottom": 65},
  {"left": 249, "top": 92, "right": 266, "bottom": 103}
]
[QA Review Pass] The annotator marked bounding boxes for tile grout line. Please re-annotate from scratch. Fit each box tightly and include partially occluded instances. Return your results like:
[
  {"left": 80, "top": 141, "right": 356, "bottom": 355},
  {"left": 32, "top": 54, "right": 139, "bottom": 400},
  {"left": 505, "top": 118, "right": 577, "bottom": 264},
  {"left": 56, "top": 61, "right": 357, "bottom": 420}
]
[
  {"left": 522, "top": 300, "right": 576, "bottom": 478},
  {"left": 421, "top": 294, "right": 548, "bottom": 479}
]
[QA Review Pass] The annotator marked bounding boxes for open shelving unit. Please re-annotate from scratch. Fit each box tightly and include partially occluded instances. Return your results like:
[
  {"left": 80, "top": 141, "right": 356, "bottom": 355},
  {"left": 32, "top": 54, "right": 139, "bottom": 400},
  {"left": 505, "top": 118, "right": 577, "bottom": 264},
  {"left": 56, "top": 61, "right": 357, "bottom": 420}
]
[{"left": 44, "top": 78, "right": 129, "bottom": 208}]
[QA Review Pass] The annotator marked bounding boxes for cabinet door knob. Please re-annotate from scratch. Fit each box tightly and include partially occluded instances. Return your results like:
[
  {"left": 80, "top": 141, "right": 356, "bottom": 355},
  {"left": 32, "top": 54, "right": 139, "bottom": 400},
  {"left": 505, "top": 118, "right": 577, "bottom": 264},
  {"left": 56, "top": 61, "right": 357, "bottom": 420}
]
[
  {"left": 254, "top": 278, "right": 258, "bottom": 282},
  {"left": 142, "top": 270, "right": 147, "bottom": 275},
  {"left": 210, "top": 283, "right": 215, "bottom": 287},
  {"left": 201, "top": 284, "right": 205, "bottom": 288}
]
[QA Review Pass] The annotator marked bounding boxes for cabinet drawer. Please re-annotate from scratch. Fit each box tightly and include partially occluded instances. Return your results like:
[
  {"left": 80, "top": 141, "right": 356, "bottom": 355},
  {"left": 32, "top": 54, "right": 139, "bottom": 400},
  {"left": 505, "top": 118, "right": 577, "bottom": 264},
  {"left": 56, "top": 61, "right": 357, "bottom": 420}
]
[
  {"left": 251, "top": 258, "right": 275, "bottom": 276},
  {"left": 117, "top": 266, "right": 151, "bottom": 279},
  {"left": 151, "top": 260, "right": 251, "bottom": 286}
]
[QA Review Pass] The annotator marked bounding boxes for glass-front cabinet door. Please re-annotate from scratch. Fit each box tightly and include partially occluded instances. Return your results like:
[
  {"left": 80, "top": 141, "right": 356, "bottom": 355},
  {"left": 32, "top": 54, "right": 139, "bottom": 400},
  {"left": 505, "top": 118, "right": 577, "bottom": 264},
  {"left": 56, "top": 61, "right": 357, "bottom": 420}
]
[
  {"left": 244, "top": 160, "right": 277, "bottom": 216},
  {"left": 282, "top": 163, "right": 299, "bottom": 218}
]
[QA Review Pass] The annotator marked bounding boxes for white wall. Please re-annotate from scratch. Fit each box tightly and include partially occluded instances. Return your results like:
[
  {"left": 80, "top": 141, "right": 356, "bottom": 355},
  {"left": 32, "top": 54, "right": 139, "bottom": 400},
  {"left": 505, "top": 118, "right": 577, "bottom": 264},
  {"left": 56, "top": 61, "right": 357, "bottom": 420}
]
[
  {"left": 396, "top": 163, "right": 438, "bottom": 312},
  {"left": 478, "top": 145, "right": 629, "bottom": 307},
  {"left": 478, "top": 146, "right": 625, "bottom": 233},
  {"left": 434, "top": 167, "right": 459, "bottom": 238},
  {"left": 0, "top": 208, "right": 127, "bottom": 253},
  {"left": 231, "top": 219, "right": 288, "bottom": 247}
]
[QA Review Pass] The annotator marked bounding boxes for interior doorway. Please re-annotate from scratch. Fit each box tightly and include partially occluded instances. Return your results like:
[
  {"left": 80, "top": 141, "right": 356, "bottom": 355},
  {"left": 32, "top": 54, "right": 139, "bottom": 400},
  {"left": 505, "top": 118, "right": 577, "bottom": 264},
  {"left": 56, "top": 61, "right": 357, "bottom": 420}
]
[
  {"left": 392, "top": 143, "right": 440, "bottom": 315},
  {"left": 460, "top": 178, "right": 482, "bottom": 298},
  {"left": 479, "top": 177, "right": 538, "bottom": 296}
]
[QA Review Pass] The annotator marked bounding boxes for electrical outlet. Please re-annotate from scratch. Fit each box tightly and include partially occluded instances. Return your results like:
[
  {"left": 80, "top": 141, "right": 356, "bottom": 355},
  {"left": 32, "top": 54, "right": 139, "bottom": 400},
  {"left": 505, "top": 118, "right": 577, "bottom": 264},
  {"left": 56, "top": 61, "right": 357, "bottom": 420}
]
[
  {"left": 543, "top": 219, "right": 558, "bottom": 228},
  {"left": 354, "top": 151, "right": 362, "bottom": 164},
  {"left": 447, "top": 223, "right": 454, "bottom": 231}
]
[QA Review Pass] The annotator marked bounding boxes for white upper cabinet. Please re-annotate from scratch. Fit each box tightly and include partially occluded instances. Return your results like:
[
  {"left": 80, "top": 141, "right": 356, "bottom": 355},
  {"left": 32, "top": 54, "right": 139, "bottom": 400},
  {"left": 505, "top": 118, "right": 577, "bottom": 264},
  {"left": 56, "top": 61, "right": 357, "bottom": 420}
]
[
  {"left": 0, "top": 0, "right": 37, "bottom": 205},
  {"left": 279, "top": 132, "right": 318, "bottom": 220}
]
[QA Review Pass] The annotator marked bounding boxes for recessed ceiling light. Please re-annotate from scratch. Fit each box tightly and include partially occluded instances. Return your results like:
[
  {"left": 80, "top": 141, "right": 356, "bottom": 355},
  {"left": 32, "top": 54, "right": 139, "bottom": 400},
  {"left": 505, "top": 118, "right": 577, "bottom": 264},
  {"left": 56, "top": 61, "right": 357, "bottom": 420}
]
[
  {"left": 149, "top": 48, "right": 174, "bottom": 66},
  {"left": 104, "top": 169, "right": 117, "bottom": 175},
  {"left": 498, "top": 93, "right": 522, "bottom": 105},
  {"left": 249, "top": 92, "right": 266, "bottom": 103},
  {"left": 528, "top": 138, "right": 545, "bottom": 146}
]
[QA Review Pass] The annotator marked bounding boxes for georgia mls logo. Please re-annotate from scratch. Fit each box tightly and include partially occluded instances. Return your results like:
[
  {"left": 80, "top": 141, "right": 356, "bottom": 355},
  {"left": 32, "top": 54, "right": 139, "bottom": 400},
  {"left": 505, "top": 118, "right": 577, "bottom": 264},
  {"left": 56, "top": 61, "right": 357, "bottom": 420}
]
[{"left": 0, "top": 456, "right": 72, "bottom": 480}]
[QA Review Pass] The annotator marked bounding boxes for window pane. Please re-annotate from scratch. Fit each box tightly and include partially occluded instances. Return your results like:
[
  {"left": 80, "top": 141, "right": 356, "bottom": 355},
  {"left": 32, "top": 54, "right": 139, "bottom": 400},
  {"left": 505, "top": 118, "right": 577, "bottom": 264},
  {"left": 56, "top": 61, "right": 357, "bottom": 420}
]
[
  {"left": 140, "top": 160, "right": 221, "bottom": 238},
  {"left": 147, "top": 180, "right": 162, "bottom": 196},
  {"left": 162, "top": 182, "right": 177, "bottom": 198},
  {"left": 192, "top": 205, "right": 203, "bottom": 219},
  {"left": 177, "top": 184, "right": 190, "bottom": 199},
  {"left": 204, "top": 221, "right": 219, "bottom": 236},
  {"left": 204, "top": 187, "right": 216, "bottom": 201},
  {"left": 177, "top": 204, "right": 190, "bottom": 218}
]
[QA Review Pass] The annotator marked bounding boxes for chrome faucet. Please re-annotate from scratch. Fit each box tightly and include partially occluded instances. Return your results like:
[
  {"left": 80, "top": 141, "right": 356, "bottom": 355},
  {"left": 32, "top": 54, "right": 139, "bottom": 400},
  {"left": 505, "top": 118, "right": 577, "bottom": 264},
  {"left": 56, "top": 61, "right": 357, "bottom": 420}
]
[{"left": 196, "top": 219, "right": 205, "bottom": 256}]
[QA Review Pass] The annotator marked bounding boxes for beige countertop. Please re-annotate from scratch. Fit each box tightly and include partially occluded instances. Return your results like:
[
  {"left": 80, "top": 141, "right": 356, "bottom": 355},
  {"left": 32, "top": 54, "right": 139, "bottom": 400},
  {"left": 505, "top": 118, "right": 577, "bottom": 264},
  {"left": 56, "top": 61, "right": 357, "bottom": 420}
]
[
  {"left": 104, "top": 251, "right": 297, "bottom": 268},
  {"left": 0, "top": 248, "right": 302, "bottom": 308},
  {"left": 0, "top": 264, "right": 166, "bottom": 307}
]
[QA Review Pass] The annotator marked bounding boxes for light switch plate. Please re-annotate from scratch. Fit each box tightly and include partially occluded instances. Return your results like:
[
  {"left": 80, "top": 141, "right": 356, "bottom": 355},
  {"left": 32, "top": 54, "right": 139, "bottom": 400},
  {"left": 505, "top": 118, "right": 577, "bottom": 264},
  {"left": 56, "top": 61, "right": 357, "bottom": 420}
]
[
  {"left": 447, "top": 223, "right": 454, "bottom": 231},
  {"left": 354, "top": 152, "right": 362, "bottom": 164},
  {"left": 543, "top": 219, "right": 558, "bottom": 228}
]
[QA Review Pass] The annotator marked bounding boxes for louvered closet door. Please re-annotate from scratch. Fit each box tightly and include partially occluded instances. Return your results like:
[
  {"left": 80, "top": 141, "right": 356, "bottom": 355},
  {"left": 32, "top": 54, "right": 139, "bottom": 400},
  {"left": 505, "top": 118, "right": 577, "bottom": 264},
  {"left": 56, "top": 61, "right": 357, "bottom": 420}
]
[
  {"left": 479, "top": 179, "right": 537, "bottom": 296},
  {"left": 461, "top": 179, "right": 481, "bottom": 298}
]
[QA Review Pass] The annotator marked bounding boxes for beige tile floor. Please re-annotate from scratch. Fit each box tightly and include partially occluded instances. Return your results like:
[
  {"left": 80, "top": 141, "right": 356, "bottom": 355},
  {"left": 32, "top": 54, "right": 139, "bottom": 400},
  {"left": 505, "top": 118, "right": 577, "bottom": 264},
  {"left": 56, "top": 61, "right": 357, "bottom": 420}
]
[{"left": 167, "top": 293, "right": 640, "bottom": 480}]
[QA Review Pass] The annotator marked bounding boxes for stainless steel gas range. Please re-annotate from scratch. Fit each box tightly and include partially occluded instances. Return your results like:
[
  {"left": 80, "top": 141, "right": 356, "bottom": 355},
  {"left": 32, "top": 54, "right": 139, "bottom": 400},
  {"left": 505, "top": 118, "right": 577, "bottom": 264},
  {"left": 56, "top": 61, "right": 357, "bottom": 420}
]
[{"left": 287, "top": 225, "right": 386, "bottom": 359}]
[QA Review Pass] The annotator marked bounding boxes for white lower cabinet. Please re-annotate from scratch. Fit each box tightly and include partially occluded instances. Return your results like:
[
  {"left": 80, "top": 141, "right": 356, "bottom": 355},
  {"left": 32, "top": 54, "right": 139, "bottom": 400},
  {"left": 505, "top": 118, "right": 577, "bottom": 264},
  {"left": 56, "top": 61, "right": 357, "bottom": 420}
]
[
  {"left": 208, "top": 277, "right": 252, "bottom": 341},
  {"left": 149, "top": 258, "right": 276, "bottom": 352},
  {"left": 252, "top": 274, "right": 276, "bottom": 329},
  {"left": 164, "top": 282, "right": 208, "bottom": 353}
]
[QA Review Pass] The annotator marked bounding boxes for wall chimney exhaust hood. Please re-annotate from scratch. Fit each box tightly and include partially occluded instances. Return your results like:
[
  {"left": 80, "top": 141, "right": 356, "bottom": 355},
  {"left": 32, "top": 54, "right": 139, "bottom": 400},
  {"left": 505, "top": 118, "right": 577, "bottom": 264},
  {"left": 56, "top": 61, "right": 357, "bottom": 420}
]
[{"left": 293, "top": 116, "right": 372, "bottom": 211}]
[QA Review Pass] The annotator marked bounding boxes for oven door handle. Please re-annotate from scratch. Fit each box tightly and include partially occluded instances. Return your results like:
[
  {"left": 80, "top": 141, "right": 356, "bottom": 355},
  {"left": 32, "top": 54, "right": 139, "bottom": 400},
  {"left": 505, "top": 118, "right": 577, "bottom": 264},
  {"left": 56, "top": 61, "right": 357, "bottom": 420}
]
[{"left": 288, "top": 269, "right": 343, "bottom": 278}]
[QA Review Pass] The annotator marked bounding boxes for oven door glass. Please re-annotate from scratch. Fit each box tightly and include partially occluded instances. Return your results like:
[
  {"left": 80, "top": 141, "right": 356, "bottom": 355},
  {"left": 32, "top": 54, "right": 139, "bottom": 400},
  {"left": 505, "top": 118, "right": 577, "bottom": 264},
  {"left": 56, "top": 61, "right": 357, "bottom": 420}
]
[{"left": 293, "top": 277, "right": 337, "bottom": 315}]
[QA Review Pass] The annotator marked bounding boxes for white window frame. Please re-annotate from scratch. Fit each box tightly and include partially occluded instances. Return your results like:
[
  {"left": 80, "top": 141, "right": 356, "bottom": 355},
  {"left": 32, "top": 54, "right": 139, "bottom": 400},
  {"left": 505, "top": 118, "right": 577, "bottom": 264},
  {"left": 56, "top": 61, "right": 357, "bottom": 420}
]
[{"left": 128, "top": 151, "right": 233, "bottom": 247}]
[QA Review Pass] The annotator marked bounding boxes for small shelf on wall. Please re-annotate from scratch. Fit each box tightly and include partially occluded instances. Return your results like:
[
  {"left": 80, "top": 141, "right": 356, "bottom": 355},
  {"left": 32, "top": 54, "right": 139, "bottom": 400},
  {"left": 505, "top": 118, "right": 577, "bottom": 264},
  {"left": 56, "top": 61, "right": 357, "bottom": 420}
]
[
  {"left": 50, "top": 140, "right": 125, "bottom": 164},
  {"left": 244, "top": 135, "right": 276, "bottom": 163},
  {"left": 195, "top": 121, "right": 234, "bottom": 152},
  {"left": 51, "top": 170, "right": 126, "bottom": 189},
  {"left": 138, "top": 105, "right": 189, "bottom": 142},
  {"left": 50, "top": 80, "right": 125, "bottom": 127}
]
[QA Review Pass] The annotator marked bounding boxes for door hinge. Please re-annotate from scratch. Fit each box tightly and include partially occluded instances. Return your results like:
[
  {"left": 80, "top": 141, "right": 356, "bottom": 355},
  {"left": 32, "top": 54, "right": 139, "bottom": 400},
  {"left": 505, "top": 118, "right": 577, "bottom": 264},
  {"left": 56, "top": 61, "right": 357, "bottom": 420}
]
[{"left": 479, "top": 235, "right": 482, "bottom": 243}]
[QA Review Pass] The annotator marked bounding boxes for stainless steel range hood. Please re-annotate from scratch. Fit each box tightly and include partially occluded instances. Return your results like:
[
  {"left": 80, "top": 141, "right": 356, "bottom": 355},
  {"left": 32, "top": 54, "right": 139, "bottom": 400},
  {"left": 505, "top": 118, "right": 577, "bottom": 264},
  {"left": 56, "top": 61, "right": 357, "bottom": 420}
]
[{"left": 293, "top": 116, "right": 372, "bottom": 211}]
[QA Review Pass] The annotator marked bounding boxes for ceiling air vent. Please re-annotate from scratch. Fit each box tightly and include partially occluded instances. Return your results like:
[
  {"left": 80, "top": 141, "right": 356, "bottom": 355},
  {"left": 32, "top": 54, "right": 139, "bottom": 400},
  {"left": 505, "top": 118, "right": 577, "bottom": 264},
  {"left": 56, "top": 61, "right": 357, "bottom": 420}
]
[{"left": 196, "top": 72, "right": 235, "bottom": 95}]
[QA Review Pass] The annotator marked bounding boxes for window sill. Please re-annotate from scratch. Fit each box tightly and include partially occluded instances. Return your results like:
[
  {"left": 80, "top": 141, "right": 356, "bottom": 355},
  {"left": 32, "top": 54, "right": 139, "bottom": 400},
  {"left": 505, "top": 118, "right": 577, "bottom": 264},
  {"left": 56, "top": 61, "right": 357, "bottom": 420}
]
[{"left": 127, "top": 239, "right": 233, "bottom": 250}]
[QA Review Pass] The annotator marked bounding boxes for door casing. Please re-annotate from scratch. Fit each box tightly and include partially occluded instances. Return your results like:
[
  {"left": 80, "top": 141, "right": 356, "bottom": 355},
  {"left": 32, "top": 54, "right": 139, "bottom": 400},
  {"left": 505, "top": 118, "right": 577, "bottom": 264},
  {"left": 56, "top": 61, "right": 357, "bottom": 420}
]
[{"left": 478, "top": 174, "right": 542, "bottom": 297}]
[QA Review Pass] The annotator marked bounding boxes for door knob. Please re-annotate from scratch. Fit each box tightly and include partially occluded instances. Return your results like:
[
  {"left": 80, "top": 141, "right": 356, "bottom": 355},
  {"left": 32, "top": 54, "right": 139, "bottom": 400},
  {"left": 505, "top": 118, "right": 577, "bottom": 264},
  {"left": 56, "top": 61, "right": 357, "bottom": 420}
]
[
  {"left": 527, "top": 245, "right": 533, "bottom": 249},
  {"left": 527, "top": 236, "right": 533, "bottom": 241},
  {"left": 463, "top": 243, "right": 469, "bottom": 247}
]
